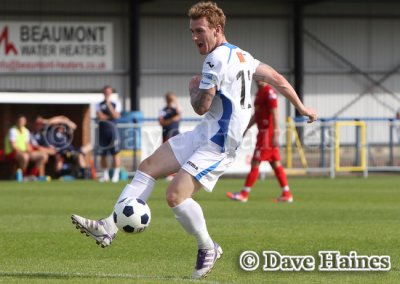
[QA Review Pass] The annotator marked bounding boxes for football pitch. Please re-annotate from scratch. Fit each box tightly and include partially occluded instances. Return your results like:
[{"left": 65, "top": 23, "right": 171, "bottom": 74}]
[{"left": 0, "top": 176, "right": 399, "bottom": 283}]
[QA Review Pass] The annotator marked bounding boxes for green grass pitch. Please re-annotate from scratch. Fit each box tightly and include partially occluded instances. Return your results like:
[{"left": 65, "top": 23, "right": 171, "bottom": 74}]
[{"left": 0, "top": 176, "right": 399, "bottom": 283}]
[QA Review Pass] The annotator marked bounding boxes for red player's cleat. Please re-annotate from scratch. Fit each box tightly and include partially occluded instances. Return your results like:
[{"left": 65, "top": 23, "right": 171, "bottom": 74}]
[
  {"left": 226, "top": 191, "right": 248, "bottom": 203},
  {"left": 273, "top": 191, "right": 293, "bottom": 203}
]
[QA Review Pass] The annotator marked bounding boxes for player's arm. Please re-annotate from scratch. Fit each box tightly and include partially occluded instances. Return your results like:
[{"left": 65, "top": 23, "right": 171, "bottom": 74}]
[
  {"left": 158, "top": 116, "right": 166, "bottom": 126},
  {"left": 254, "top": 63, "right": 317, "bottom": 123},
  {"left": 271, "top": 107, "right": 280, "bottom": 147},
  {"left": 106, "top": 100, "right": 121, "bottom": 120},
  {"left": 96, "top": 110, "right": 109, "bottom": 121},
  {"left": 189, "top": 75, "right": 216, "bottom": 116},
  {"left": 172, "top": 106, "right": 182, "bottom": 122},
  {"left": 47, "top": 116, "right": 77, "bottom": 130},
  {"left": 243, "top": 115, "right": 256, "bottom": 137}
]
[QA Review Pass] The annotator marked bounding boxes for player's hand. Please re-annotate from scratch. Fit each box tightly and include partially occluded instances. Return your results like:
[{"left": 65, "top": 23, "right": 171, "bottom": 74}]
[
  {"left": 272, "top": 129, "right": 280, "bottom": 147},
  {"left": 301, "top": 107, "right": 317, "bottom": 123}
]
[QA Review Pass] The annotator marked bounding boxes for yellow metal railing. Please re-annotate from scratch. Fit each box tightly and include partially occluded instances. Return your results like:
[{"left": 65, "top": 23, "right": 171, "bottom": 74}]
[{"left": 335, "top": 121, "right": 366, "bottom": 172}]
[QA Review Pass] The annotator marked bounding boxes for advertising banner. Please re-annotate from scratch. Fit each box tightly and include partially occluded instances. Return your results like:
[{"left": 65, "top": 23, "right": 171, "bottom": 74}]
[{"left": 0, "top": 22, "right": 113, "bottom": 72}]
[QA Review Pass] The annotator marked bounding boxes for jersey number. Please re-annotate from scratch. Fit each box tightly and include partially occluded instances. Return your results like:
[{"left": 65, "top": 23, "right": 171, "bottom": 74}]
[{"left": 236, "top": 70, "right": 251, "bottom": 109}]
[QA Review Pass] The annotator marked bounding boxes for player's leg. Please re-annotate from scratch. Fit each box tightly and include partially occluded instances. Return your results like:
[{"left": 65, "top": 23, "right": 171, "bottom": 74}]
[
  {"left": 167, "top": 169, "right": 222, "bottom": 279},
  {"left": 28, "top": 150, "right": 48, "bottom": 177},
  {"left": 270, "top": 156, "right": 293, "bottom": 203},
  {"left": 169, "top": 143, "right": 229, "bottom": 278},
  {"left": 14, "top": 152, "right": 30, "bottom": 175},
  {"left": 227, "top": 149, "right": 262, "bottom": 202},
  {"left": 111, "top": 152, "right": 121, "bottom": 183},
  {"left": 117, "top": 141, "right": 181, "bottom": 203},
  {"left": 99, "top": 154, "right": 110, "bottom": 182},
  {"left": 54, "top": 153, "right": 64, "bottom": 174},
  {"left": 72, "top": 141, "right": 181, "bottom": 247}
]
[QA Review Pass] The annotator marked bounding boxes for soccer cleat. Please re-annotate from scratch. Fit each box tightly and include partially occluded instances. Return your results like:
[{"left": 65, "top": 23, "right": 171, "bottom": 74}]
[
  {"left": 71, "top": 214, "right": 115, "bottom": 248},
  {"left": 273, "top": 191, "right": 294, "bottom": 203},
  {"left": 226, "top": 191, "right": 248, "bottom": 203},
  {"left": 192, "top": 242, "right": 223, "bottom": 279}
]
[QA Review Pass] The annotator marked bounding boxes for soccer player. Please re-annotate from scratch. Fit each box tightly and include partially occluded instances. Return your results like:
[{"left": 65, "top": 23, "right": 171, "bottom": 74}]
[
  {"left": 158, "top": 92, "right": 181, "bottom": 144},
  {"left": 71, "top": 1, "right": 317, "bottom": 279},
  {"left": 226, "top": 81, "right": 293, "bottom": 203},
  {"left": 96, "top": 85, "right": 122, "bottom": 183}
]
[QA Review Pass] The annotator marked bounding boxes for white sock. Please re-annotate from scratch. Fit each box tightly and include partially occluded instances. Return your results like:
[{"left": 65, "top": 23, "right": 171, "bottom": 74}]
[
  {"left": 112, "top": 168, "right": 120, "bottom": 182},
  {"left": 283, "top": 186, "right": 290, "bottom": 192},
  {"left": 172, "top": 198, "right": 214, "bottom": 250},
  {"left": 116, "top": 170, "right": 156, "bottom": 203},
  {"left": 103, "top": 214, "right": 118, "bottom": 235},
  {"left": 242, "top": 186, "right": 251, "bottom": 193},
  {"left": 103, "top": 169, "right": 110, "bottom": 181},
  {"left": 106, "top": 171, "right": 156, "bottom": 235}
]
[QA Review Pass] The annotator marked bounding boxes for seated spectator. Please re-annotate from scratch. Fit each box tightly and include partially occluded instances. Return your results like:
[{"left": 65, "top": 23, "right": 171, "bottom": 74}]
[
  {"left": 4, "top": 114, "right": 48, "bottom": 179},
  {"left": 31, "top": 115, "right": 91, "bottom": 179}
]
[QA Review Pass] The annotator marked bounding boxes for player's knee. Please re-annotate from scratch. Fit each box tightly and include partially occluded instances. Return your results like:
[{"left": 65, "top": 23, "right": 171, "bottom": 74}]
[
  {"left": 165, "top": 189, "right": 182, "bottom": 208},
  {"left": 138, "top": 157, "right": 152, "bottom": 173},
  {"left": 165, "top": 190, "right": 176, "bottom": 207},
  {"left": 138, "top": 157, "right": 158, "bottom": 179},
  {"left": 21, "top": 153, "right": 30, "bottom": 163},
  {"left": 41, "top": 153, "right": 49, "bottom": 163},
  {"left": 251, "top": 161, "right": 261, "bottom": 168}
]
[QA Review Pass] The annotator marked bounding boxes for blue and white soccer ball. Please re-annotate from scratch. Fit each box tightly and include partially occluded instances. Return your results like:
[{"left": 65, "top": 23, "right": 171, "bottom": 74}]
[{"left": 113, "top": 198, "right": 151, "bottom": 233}]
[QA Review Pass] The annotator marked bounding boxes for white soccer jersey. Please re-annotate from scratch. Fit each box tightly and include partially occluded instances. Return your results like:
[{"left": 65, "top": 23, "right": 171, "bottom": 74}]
[{"left": 197, "top": 42, "right": 260, "bottom": 154}]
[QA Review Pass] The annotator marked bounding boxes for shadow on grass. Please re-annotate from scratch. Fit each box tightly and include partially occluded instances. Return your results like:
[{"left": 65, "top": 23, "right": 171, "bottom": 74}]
[{"left": 0, "top": 271, "right": 221, "bottom": 283}]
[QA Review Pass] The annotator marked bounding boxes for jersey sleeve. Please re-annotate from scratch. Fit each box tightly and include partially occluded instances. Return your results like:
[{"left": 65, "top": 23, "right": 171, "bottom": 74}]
[
  {"left": 249, "top": 57, "right": 260, "bottom": 74},
  {"left": 114, "top": 100, "right": 122, "bottom": 113},
  {"left": 30, "top": 134, "right": 38, "bottom": 147},
  {"left": 159, "top": 108, "right": 166, "bottom": 118},
  {"left": 8, "top": 128, "right": 17, "bottom": 143},
  {"left": 95, "top": 103, "right": 101, "bottom": 113},
  {"left": 199, "top": 52, "right": 224, "bottom": 90}
]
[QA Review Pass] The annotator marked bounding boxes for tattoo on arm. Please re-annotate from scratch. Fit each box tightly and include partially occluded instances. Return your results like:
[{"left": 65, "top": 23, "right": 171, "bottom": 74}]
[{"left": 190, "top": 89, "right": 214, "bottom": 114}]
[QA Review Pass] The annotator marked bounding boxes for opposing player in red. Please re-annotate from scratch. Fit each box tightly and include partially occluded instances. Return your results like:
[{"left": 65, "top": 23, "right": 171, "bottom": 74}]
[{"left": 226, "top": 80, "right": 293, "bottom": 203}]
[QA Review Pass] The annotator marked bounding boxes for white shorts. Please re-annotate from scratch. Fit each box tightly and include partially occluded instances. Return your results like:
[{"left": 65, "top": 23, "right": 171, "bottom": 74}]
[{"left": 168, "top": 130, "right": 235, "bottom": 192}]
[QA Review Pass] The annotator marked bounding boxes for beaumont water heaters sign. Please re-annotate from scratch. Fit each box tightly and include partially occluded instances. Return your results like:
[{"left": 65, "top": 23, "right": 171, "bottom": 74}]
[{"left": 0, "top": 22, "right": 113, "bottom": 72}]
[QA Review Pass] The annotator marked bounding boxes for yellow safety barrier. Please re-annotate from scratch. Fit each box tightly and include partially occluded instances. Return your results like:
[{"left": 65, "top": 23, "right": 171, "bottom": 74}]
[
  {"left": 335, "top": 121, "right": 366, "bottom": 172},
  {"left": 286, "top": 117, "right": 308, "bottom": 169}
]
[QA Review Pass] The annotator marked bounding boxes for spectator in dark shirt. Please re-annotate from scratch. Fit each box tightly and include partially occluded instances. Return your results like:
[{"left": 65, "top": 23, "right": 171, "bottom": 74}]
[
  {"left": 158, "top": 92, "right": 181, "bottom": 143},
  {"left": 96, "top": 85, "right": 122, "bottom": 182}
]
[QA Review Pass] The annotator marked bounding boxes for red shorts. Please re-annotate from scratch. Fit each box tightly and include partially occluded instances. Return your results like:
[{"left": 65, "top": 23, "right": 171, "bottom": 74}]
[
  {"left": 5, "top": 151, "right": 17, "bottom": 161},
  {"left": 252, "top": 146, "right": 281, "bottom": 162}
]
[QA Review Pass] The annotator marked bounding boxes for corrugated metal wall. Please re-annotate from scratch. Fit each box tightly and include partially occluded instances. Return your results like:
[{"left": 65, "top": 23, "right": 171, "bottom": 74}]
[
  {"left": 139, "top": 1, "right": 400, "bottom": 122},
  {"left": 139, "top": 1, "right": 292, "bottom": 119},
  {"left": 304, "top": 14, "right": 400, "bottom": 118}
]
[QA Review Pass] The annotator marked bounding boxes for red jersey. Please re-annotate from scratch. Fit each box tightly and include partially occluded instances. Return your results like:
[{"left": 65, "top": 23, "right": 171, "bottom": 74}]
[{"left": 254, "top": 85, "right": 278, "bottom": 149}]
